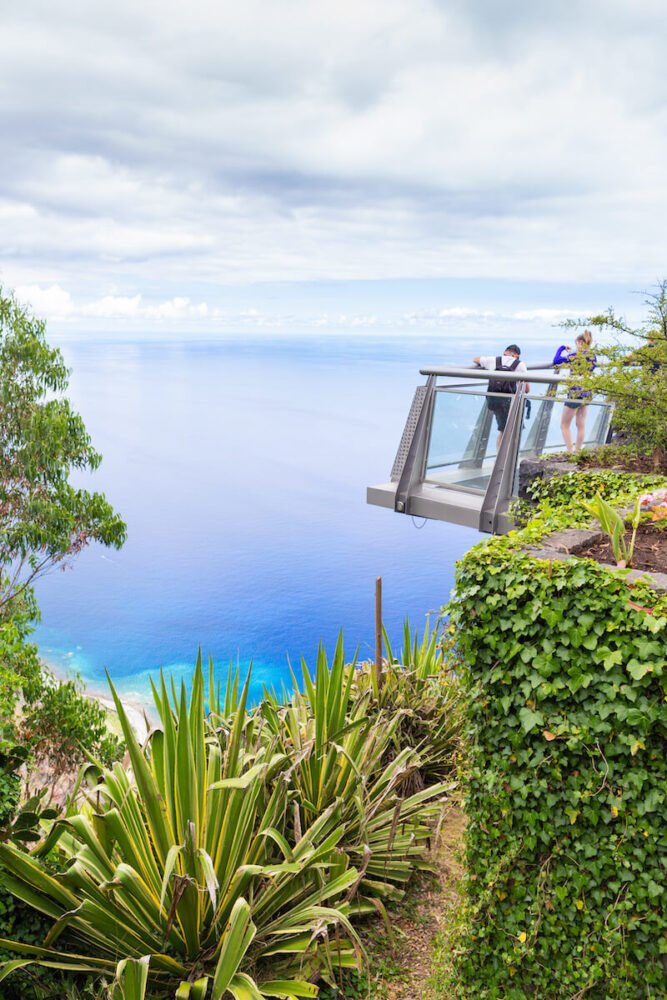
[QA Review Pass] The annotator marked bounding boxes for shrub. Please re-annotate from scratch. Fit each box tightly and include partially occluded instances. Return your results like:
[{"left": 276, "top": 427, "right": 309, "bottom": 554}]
[
  {"left": 20, "top": 672, "right": 123, "bottom": 777},
  {"left": 447, "top": 540, "right": 666, "bottom": 998},
  {"left": 0, "top": 743, "right": 70, "bottom": 1000},
  {"left": 0, "top": 660, "right": 356, "bottom": 997}
]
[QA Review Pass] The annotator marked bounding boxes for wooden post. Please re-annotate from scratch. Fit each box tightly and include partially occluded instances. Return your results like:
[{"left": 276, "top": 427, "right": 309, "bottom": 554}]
[{"left": 374, "top": 576, "right": 383, "bottom": 694}]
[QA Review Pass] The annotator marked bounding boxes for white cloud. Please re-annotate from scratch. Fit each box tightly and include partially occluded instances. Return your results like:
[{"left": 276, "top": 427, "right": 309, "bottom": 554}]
[
  {"left": 10, "top": 283, "right": 606, "bottom": 340},
  {"left": 511, "top": 309, "right": 576, "bottom": 322},
  {"left": 15, "top": 283, "right": 75, "bottom": 319},
  {"left": 1, "top": 1, "right": 666, "bottom": 322}
]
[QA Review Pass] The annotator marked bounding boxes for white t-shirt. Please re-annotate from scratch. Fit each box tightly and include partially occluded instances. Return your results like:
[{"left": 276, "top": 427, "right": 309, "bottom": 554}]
[{"left": 477, "top": 354, "right": 528, "bottom": 375}]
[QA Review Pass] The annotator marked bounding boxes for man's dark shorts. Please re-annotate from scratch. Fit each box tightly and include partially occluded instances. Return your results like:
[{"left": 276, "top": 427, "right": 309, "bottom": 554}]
[{"left": 487, "top": 395, "right": 511, "bottom": 431}]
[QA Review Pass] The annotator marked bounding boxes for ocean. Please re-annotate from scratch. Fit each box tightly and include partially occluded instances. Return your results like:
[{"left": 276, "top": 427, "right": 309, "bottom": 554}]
[{"left": 33, "top": 332, "right": 511, "bottom": 705}]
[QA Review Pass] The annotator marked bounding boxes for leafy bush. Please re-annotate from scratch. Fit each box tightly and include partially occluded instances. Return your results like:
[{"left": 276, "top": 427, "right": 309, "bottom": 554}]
[
  {"left": 513, "top": 468, "right": 667, "bottom": 541},
  {"left": 0, "top": 742, "right": 72, "bottom": 1000},
  {"left": 446, "top": 539, "right": 666, "bottom": 998},
  {"left": 0, "top": 663, "right": 350, "bottom": 997},
  {"left": 20, "top": 672, "right": 123, "bottom": 775}
]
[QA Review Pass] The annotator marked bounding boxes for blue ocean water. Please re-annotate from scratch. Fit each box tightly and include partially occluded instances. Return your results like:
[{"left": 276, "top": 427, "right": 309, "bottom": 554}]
[{"left": 33, "top": 333, "right": 499, "bottom": 705}]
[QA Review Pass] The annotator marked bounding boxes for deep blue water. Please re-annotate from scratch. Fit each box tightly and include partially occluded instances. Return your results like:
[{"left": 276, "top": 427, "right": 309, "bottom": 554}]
[{"left": 33, "top": 333, "right": 501, "bottom": 705}]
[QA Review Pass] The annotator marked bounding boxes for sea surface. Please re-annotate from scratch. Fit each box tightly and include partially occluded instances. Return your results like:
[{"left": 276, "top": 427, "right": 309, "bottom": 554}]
[{"left": 32, "top": 332, "right": 535, "bottom": 706}]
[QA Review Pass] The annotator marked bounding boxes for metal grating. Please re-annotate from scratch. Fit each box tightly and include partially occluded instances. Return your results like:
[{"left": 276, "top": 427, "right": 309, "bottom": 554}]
[{"left": 390, "top": 386, "right": 427, "bottom": 482}]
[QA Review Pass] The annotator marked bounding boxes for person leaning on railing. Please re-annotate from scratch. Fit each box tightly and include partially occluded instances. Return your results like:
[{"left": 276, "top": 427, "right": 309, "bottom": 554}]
[
  {"left": 553, "top": 329, "right": 597, "bottom": 452},
  {"left": 473, "top": 344, "right": 531, "bottom": 449}
]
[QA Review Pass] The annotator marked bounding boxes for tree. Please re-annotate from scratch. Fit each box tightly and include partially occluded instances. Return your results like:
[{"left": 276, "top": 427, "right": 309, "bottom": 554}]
[
  {"left": 562, "top": 281, "right": 667, "bottom": 469},
  {"left": 0, "top": 288, "right": 127, "bottom": 618}
]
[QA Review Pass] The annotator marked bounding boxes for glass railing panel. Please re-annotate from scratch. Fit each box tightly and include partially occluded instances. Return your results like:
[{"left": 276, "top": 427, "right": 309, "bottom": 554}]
[
  {"left": 425, "top": 388, "right": 511, "bottom": 493},
  {"left": 519, "top": 392, "right": 612, "bottom": 459},
  {"left": 421, "top": 381, "right": 612, "bottom": 500}
]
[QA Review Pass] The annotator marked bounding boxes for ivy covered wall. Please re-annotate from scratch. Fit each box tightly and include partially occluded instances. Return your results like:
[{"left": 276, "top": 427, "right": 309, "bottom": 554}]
[{"left": 449, "top": 541, "right": 666, "bottom": 999}]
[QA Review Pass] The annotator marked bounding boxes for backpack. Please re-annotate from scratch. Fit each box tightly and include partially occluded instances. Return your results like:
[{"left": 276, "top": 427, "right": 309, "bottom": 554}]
[{"left": 487, "top": 356, "right": 520, "bottom": 395}]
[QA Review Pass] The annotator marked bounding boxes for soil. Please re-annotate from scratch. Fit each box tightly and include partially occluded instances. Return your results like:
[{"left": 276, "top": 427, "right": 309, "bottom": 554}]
[
  {"left": 361, "top": 805, "right": 466, "bottom": 1000},
  {"left": 573, "top": 446, "right": 667, "bottom": 475},
  {"left": 577, "top": 521, "right": 667, "bottom": 574}
]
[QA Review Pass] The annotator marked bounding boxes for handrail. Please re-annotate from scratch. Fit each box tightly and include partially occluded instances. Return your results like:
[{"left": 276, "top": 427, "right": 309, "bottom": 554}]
[
  {"left": 421, "top": 359, "right": 558, "bottom": 373},
  {"left": 419, "top": 365, "right": 564, "bottom": 385}
]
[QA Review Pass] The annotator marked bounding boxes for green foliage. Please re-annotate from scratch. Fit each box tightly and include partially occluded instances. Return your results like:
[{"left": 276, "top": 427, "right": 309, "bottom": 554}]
[
  {"left": 0, "top": 645, "right": 449, "bottom": 998},
  {"left": 512, "top": 467, "right": 667, "bottom": 543},
  {"left": 0, "top": 744, "right": 60, "bottom": 847},
  {"left": 0, "top": 741, "right": 72, "bottom": 1000},
  {"left": 259, "top": 637, "right": 448, "bottom": 897},
  {"left": 0, "top": 597, "right": 43, "bottom": 738},
  {"left": 351, "top": 617, "right": 464, "bottom": 785},
  {"left": 0, "top": 287, "right": 127, "bottom": 618},
  {"left": 446, "top": 539, "right": 666, "bottom": 998},
  {"left": 20, "top": 672, "right": 124, "bottom": 772},
  {"left": 583, "top": 493, "right": 642, "bottom": 567},
  {"left": 0, "top": 749, "right": 21, "bottom": 830},
  {"left": 561, "top": 282, "right": 667, "bottom": 466}
]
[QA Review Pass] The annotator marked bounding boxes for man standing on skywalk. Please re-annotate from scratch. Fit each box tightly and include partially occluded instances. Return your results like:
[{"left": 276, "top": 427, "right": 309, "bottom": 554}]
[{"left": 473, "top": 344, "right": 530, "bottom": 449}]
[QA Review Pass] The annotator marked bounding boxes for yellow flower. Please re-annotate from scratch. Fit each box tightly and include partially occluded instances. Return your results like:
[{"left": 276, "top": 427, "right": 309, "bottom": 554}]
[
  {"left": 575, "top": 900, "right": 585, "bottom": 911},
  {"left": 517, "top": 931, "right": 527, "bottom": 943},
  {"left": 611, "top": 806, "right": 619, "bottom": 818}
]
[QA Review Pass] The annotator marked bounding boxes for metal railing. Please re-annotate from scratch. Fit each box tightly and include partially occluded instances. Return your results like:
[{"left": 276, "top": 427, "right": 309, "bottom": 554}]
[{"left": 368, "top": 362, "right": 612, "bottom": 534}]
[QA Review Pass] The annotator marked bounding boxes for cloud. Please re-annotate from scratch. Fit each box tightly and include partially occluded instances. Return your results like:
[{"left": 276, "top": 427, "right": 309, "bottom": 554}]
[
  {"left": 14, "top": 283, "right": 75, "bottom": 320},
  {"left": 1, "top": 0, "right": 667, "bottom": 323},
  {"left": 14, "top": 286, "right": 213, "bottom": 323},
  {"left": 12, "top": 282, "right": 605, "bottom": 341}
]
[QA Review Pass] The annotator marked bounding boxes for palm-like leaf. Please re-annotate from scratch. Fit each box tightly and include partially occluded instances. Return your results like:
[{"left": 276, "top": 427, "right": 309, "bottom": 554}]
[{"left": 260, "top": 639, "right": 448, "bottom": 897}]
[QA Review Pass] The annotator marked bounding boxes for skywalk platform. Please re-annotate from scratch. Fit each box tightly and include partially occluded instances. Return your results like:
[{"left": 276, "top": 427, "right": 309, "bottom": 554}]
[{"left": 367, "top": 363, "right": 611, "bottom": 535}]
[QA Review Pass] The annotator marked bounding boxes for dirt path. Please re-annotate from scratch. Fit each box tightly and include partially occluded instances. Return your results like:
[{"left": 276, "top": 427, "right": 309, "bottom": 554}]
[{"left": 366, "top": 804, "right": 466, "bottom": 1000}]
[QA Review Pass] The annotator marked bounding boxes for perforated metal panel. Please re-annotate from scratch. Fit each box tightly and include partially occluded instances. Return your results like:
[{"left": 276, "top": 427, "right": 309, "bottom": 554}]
[{"left": 390, "top": 386, "right": 427, "bottom": 482}]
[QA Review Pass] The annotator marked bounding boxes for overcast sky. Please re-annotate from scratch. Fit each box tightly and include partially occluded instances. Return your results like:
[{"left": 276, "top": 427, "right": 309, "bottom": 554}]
[{"left": 1, "top": 0, "right": 666, "bottom": 334}]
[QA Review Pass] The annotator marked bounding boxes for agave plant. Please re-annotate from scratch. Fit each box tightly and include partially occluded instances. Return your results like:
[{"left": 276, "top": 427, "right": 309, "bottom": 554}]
[
  {"left": 354, "top": 617, "right": 464, "bottom": 784},
  {"left": 259, "top": 637, "right": 450, "bottom": 901},
  {"left": 384, "top": 617, "right": 442, "bottom": 679},
  {"left": 0, "top": 657, "right": 359, "bottom": 998}
]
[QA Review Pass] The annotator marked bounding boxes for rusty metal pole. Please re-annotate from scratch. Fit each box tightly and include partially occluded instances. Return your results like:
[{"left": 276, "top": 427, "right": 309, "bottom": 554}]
[{"left": 374, "top": 576, "right": 383, "bottom": 694}]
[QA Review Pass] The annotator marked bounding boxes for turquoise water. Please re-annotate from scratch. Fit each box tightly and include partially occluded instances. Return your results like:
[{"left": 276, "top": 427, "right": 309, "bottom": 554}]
[{"left": 33, "top": 334, "right": 489, "bottom": 704}]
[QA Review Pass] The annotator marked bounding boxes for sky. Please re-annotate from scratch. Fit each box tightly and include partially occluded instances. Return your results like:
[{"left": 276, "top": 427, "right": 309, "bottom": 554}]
[{"left": 1, "top": 0, "right": 666, "bottom": 336}]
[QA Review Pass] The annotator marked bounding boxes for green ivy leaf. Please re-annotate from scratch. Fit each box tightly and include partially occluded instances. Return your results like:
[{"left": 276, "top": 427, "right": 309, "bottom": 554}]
[
  {"left": 518, "top": 707, "right": 544, "bottom": 733},
  {"left": 626, "top": 660, "right": 654, "bottom": 680}
]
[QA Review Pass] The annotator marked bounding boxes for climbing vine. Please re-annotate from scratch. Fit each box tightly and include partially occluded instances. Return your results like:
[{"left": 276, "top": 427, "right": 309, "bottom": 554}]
[{"left": 445, "top": 470, "right": 667, "bottom": 999}]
